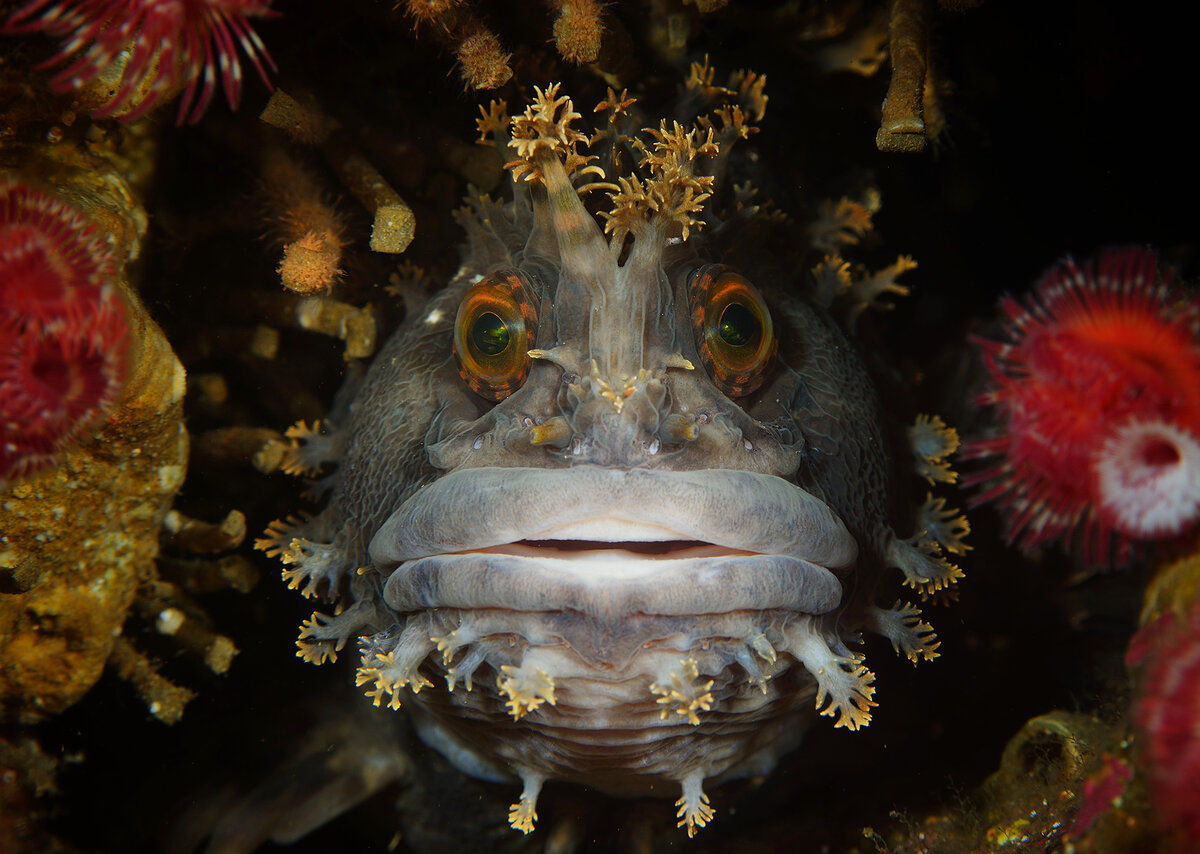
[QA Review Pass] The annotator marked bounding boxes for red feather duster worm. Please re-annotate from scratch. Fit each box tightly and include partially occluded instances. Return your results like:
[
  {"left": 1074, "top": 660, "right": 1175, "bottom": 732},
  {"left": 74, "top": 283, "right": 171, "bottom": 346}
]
[
  {"left": 0, "top": 181, "right": 129, "bottom": 486},
  {"left": 965, "top": 247, "right": 1200, "bottom": 565},
  {"left": 1127, "top": 598, "right": 1200, "bottom": 849},
  {"left": 3, "top": 0, "right": 276, "bottom": 123}
]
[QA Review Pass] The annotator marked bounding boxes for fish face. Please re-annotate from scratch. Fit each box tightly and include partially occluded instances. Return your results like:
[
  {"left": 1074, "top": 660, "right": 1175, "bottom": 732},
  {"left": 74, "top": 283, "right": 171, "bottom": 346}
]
[
  {"left": 260, "top": 82, "right": 964, "bottom": 837},
  {"left": 368, "top": 466, "right": 858, "bottom": 799}
]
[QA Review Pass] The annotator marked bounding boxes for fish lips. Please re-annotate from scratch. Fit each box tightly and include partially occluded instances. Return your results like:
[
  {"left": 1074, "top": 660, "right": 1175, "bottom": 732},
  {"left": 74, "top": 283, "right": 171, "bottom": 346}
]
[{"left": 370, "top": 466, "right": 857, "bottom": 619}]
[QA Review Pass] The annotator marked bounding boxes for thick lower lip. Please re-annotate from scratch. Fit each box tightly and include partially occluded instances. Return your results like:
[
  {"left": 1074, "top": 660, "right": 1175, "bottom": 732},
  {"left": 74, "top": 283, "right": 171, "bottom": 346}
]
[
  {"left": 384, "top": 548, "right": 843, "bottom": 617},
  {"left": 370, "top": 466, "right": 856, "bottom": 617}
]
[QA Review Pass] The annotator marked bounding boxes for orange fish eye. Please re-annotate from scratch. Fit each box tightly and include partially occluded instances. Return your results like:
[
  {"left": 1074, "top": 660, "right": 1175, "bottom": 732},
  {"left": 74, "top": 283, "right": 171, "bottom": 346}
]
[
  {"left": 688, "top": 265, "right": 777, "bottom": 397},
  {"left": 453, "top": 271, "right": 539, "bottom": 401}
]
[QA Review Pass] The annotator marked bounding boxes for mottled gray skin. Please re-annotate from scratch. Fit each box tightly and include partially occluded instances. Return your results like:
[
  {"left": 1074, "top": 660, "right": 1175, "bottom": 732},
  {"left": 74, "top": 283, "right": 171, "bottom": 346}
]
[
  {"left": 322, "top": 222, "right": 893, "bottom": 592},
  {"left": 279, "top": 137, "right": 928, "bottom": 835}
]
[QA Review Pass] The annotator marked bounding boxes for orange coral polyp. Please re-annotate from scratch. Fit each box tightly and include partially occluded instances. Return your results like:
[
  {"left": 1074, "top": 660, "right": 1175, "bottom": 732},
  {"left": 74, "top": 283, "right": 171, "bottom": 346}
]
[
  {"left": 278, "top": 230, "right": 343, "bottom": 295},
  {"left": 553, "top": 0, "right": 603, "bottom": 64}
]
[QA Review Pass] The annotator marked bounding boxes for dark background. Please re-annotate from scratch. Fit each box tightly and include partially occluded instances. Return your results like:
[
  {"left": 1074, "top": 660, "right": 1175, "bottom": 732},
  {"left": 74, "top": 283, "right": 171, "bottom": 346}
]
[{"left": 13, "top": 0, "right": 1193, "bottom": 851}]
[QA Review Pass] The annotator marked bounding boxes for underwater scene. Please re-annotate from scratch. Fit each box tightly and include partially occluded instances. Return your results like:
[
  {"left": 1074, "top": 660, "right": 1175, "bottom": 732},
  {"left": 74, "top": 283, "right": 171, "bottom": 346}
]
[{"left": 1, "top": 0, "right": 1197, "bottom": 852}]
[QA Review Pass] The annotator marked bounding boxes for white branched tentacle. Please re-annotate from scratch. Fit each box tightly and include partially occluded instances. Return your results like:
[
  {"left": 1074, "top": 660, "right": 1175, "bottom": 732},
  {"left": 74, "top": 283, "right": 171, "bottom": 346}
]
[
  {"left": 675, "top": 769, "right": 715, "bottom": 837},
  {"left": 497, "top": 651, "right": 559, "bottom": 720},
  {"left": 865, "top": 602, "right": 940, "bottom": 664},
  {"left": 355, "top": 616, "right": 436, "bottom": 709},
  {"left": 650, "top": 658, "right": 714, "bottom": 726},
  {"left": 508, "top": 771, "right": 546, "bottom": 834},
  {"left": 779, "top": 617, "right": 876, "bottom": 731}
]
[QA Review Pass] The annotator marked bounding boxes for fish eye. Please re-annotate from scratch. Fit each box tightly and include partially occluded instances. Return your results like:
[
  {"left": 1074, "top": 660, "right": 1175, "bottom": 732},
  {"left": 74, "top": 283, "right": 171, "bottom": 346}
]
[
  {"left": 471, "top": 311, "right": 511, "bottom": 355},
  {"left": 717, "top": 301, "right": 760, "bottom": 348},
  {"left": 453, "top": 272, "right": 538, "bottom": 401},
  {"left": 689, "top": 265, "right": 776, "bottom": 396}
]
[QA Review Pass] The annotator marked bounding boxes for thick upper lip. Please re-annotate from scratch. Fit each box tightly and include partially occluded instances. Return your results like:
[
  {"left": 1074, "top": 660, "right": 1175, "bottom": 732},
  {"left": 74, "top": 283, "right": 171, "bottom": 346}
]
[{"left": 370, "top": 466, "right": 857, "bottom": 617}]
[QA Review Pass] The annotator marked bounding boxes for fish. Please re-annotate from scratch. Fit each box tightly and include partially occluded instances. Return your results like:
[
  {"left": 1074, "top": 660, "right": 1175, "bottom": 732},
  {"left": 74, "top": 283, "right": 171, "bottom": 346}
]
[{"left": 258, "top": 77, "right": 967, "bottom": 838}]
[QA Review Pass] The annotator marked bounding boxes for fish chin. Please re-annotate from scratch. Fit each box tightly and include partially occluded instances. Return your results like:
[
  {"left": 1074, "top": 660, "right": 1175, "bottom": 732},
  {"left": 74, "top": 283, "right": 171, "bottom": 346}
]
[{"left": 358, "top": 466, "right": 863, "bottom": 801}]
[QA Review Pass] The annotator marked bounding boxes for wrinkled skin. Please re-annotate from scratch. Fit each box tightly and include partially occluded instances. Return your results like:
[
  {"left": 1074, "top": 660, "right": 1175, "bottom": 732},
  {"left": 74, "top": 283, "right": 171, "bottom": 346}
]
[{"left": 269, "top": 116, "right": 942, "bottom": 838}]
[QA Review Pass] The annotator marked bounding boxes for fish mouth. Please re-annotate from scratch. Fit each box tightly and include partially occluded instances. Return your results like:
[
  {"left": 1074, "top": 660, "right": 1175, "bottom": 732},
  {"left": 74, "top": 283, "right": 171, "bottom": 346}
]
[{"left": 370, "top": 466, "right": 857, "bottom": 618}]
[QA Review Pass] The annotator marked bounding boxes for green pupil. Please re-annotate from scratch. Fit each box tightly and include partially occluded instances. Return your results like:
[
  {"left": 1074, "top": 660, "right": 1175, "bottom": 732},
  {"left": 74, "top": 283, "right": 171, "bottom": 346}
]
[
  {"left": 471, "top": 311, "right": 511, "bottom": 356},
  {"left": 718, "top": 302, "right": 759, "bottom": 347}
]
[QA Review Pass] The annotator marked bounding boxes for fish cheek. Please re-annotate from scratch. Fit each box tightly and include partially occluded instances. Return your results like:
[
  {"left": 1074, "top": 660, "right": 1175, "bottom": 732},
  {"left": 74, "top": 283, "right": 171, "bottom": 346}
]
[{"left": 423, "top": 357, "right": 498, "bottom": 470}]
